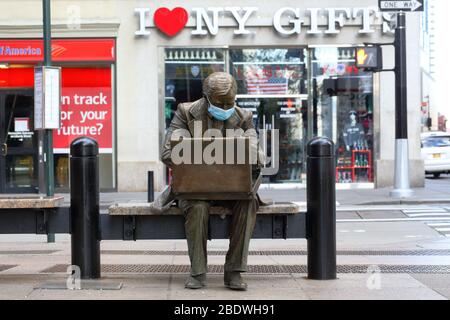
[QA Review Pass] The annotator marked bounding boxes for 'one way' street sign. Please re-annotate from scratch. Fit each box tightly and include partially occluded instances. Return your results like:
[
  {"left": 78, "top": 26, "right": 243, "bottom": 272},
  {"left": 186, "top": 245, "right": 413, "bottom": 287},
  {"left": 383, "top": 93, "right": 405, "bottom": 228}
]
[{"left": 379, "top": 0, "right": 424, "bottom": 12}]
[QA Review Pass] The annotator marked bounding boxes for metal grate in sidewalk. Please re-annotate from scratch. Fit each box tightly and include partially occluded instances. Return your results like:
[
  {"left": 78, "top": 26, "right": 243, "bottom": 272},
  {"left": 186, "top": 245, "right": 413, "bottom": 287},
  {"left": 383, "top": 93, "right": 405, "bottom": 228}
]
[
  {"left": 101, "top": 249, "right": 450, "bottom": 256},
  {"left": 40, "top": 264, "right": 450, "bottom": 274}
]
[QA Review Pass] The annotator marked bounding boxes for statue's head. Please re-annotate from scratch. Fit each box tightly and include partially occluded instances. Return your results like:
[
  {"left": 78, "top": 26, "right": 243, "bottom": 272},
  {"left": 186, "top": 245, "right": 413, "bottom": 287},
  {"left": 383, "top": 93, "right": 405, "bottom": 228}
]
[{"left": 203, "top": 72, "right": 237, "bottom": 110}]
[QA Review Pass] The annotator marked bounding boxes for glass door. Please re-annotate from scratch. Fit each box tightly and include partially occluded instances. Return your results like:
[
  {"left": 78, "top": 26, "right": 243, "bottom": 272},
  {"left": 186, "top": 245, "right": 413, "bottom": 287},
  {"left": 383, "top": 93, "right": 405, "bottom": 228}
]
[{"left": 0, "top": 90, "right": 39, "bottom": 193}]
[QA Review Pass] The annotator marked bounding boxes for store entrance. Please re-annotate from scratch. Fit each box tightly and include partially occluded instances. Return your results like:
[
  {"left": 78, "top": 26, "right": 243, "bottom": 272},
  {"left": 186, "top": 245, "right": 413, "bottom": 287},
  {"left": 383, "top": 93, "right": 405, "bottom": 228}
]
[{"left": 0, "top": 90, "right": 39, "bottom": 193}]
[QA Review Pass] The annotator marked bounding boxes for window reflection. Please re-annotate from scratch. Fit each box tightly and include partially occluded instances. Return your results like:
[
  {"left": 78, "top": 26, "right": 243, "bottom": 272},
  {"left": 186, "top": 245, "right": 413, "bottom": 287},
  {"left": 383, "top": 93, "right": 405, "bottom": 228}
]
[
  {"left": 165, "top": 48, "right": 226, "bottom": 128},
  {"left": 230, "top": 49, "right": 307, "bottom": 96},
  {"left": 236, "top": 97, "right": 307, "bottom": 183},
  {"left": 423, "top": 137, "right": 450, "bottom": 148},
  {"left": 163, "top": 46, "right": 375, "bottom": 186},
  {"left": 164, "top": 48, "right": 226, "bottom": 183},
  {"left": 5, "top": 155, "right": 37, "bottom": 189},
  {"left": 311, "top": 47, "right": 374, "bottom": 184},
  {"left": 231, "top": 48, "right": 308, "bottom": 184}
]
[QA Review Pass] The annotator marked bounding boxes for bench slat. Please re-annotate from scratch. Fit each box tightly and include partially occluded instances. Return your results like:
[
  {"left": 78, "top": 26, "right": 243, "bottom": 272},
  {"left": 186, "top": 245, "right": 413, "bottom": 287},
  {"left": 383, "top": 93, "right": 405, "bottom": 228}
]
[
  {"left": 0, "top": 196, "right": 64, "bottom": 209},
  {"left": 108, "top": 202, "right": 305, "bottom": 216}
]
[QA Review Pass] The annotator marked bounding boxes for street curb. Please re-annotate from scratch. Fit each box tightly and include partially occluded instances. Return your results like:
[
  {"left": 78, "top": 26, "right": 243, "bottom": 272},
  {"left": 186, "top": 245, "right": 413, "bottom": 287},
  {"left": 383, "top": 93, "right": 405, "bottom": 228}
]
[{"left": 358, "top": 199, "right": 450, "bottom": 206}]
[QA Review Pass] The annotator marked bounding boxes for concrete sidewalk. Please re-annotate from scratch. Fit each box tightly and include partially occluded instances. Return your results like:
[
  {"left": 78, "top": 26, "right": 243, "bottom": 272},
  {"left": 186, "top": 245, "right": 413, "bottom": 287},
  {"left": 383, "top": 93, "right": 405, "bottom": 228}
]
[
  {"left": 0, "top": 273, "right": 446, "bottom": 300},
  {"left": 1, "top": 177, "right": 449, "bottom": 300},
  {"left": 1, "top": 193, "right": 450, "bottom": 300},
  {"left": 1, "top": 236, "right": 449, "bottom": 300},
  {"left": 86, "top": 176, "right": 450, "bottom": 207}
]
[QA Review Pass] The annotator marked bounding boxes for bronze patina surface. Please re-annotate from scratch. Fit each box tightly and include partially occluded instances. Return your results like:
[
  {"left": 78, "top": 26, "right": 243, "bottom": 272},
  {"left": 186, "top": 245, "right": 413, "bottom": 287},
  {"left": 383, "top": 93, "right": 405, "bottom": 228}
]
[{"left": 155, "top": 72, "right": 265, "bottom": 289}]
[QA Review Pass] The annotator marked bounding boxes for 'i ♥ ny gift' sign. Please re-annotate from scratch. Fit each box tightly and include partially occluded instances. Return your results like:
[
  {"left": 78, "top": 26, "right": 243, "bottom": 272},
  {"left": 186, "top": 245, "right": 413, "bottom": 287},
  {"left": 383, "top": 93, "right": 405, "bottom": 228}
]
[{"left": 135, "top": 6, "right": 396, "bottom": 37}]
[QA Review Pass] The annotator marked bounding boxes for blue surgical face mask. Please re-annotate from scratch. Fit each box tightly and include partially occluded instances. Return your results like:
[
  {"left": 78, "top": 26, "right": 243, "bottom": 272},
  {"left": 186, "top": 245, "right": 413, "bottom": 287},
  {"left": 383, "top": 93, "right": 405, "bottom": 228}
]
[{"left": 206, "top": 97, "right": 236, "bottom": 121}]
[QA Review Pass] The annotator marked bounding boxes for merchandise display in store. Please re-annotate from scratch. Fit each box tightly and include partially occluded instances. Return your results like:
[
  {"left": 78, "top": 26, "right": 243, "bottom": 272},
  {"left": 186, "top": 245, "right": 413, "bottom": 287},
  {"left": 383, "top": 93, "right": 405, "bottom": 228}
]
[
  {"left": 164, "top": 46, "right": 374, "bottom": 186},
  {"left": 336, "top": 147, "right": 373, "bottom": 184}
]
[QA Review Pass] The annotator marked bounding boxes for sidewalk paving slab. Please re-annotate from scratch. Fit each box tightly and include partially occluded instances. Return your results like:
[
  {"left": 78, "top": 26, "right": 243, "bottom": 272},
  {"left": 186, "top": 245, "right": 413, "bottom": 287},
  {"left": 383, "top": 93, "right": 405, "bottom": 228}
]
[{"left": 0, "top": 274, "right": 447, "bottom": 300}]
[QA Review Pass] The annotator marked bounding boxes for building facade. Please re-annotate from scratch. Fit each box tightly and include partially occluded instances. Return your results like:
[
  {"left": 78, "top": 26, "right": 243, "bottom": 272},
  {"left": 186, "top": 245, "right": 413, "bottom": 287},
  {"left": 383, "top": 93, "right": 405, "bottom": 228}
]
[
  {"left": 0, "top": 0, "right": 425, "bottom": 193},
  {"left": 420, "top": 0, "right": 437, "bottom": 132}
]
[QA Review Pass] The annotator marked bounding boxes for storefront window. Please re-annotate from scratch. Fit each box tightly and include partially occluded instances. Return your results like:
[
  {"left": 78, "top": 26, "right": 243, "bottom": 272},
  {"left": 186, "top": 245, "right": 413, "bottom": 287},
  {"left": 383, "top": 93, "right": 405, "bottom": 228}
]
[
  {"left": 164, "top": 48, "right": 226, "bottom": 127},
  {"left": 230, "top": 48, "right": 308, "bottom": 184},
  {"left": 5, "top": 155, "right": 36, "bottom": 189},
  {"left": 311, "top": 47, "right": 374, "bottom": 184},
  {"left": 230, "top": 49, "right": 307, "bottom": 96},
  {"left": 54, "top": 67, "right": 114, "bottom": 191},
  {"left": 164, "top": 48, "right": 226, "bottom": 183},
  {"left": 0, "top": 38, "right": 116, "bottom": 193},
  {"left": 162, "top": 46, "right": 374, "bottom": 186},
  {"left": 0, "top": 66, "right": 115, "bottom": 192}
]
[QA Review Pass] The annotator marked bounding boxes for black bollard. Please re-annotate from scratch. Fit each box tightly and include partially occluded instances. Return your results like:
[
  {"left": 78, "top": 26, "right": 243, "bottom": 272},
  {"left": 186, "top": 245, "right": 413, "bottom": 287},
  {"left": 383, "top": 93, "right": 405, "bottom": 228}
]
[
  {"left": 306, "top": 137, "right": 337, "bottom": 280},
  {"left": 70, "top": 137, "right": 101, "bottom": 279},
  {"left": 148, "top": 171, "right": 154, "bottom": 203}
]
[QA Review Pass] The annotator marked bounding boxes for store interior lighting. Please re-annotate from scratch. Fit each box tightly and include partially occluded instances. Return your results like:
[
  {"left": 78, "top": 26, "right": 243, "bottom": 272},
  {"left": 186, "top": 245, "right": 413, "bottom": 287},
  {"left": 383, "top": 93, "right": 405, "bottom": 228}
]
[{"left": 165, "top": 49, "right": 218, "bottom": 61}]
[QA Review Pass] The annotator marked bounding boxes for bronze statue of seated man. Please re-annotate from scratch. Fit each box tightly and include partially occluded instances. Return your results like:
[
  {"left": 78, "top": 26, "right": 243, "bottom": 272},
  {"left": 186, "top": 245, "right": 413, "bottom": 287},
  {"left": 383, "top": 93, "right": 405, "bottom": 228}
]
[{"left": 154, "top": 72, "right": 265, "bottom": 291}]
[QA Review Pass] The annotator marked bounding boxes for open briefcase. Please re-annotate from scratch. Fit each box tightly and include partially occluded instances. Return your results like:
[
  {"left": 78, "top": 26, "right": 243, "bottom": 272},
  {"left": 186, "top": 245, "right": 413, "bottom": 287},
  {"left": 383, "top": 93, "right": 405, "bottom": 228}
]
[{"left": 170, "top": 137, "right": 262, "bottom": 201}]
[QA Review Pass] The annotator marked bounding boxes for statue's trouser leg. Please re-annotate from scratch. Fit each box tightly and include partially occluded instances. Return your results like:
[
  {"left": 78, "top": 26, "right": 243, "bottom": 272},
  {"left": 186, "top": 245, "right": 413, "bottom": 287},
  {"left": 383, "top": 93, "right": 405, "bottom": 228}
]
[
  {"left": 183, "top": 201, "right": 210, "bottom": 276},
  {"left": 224, "top": 198, "right": 259, "bottom": 272}
]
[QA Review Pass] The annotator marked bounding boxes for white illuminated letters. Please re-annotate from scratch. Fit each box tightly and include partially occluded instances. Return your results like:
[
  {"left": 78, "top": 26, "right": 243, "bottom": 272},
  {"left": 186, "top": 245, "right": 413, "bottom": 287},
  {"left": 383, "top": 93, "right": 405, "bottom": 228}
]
[
  {"left": 274, "top": 7, "right": 303, "bottom": 35},
  {"left": 382, "top": 12, "right": 397, "bottom": 34},
  {"left": 325, "top": 8, "right": 351, "bottom": 34},
  {"left": 135, "top": 8, "right": 151, "bottom": 36},
  {"left": 192, "top": 7, "right": 223, "bottom": 36},
  {"left": 226, "top": 7, "right": 259, "bottom": 35},
  {"left": 353, "top": 7, "right": 379, "bottom": 34},
  {"left": 133, "top": 6, "right": 394, "bottom": 37},
  {"left": 307, "top": 8, "right": 323, "bottom": 34}
]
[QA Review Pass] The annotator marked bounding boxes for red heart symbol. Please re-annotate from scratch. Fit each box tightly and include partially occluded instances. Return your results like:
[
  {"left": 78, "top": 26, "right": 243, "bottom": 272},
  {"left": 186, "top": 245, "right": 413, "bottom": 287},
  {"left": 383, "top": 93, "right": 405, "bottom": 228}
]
[{"left": 154, "top": 7, "right": 188, "bottom": 37}]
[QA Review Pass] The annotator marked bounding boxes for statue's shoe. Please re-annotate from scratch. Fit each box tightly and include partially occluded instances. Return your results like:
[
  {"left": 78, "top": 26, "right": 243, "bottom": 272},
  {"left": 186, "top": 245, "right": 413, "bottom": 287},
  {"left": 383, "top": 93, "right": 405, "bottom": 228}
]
[
  {"left": 185, "top": 274, "right": 206, "bottom": 289},
  {"left": 224, "top": 271, "right": 248, "bottom": 291}
]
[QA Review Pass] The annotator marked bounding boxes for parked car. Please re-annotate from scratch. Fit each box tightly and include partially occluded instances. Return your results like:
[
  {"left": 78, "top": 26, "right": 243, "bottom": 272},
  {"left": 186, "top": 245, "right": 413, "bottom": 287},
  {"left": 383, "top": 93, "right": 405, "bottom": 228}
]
[{"left": 421, "top": 131, "right": 450, "bottom": 178}]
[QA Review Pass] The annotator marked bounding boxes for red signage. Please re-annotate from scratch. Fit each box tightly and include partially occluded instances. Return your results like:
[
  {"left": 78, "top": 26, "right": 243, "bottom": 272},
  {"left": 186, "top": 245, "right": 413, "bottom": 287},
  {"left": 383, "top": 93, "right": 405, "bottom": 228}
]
[
  {"left": 0, "top": 38, "right": 115, "bottom": 63},
  {"left": 0, "top": 67, "right": 112, "bottom": 89},
  {"left": 154, "top": 7, "right": 189, "bottom": 37},
  {"left": 53, "top": 87, "right": 112, "bottom": 153}
]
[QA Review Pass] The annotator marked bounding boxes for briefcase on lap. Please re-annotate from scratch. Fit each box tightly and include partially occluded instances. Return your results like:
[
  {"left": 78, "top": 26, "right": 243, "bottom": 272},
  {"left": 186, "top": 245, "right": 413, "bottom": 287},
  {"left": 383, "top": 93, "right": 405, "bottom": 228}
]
[{"left": 170, "top": 137, "right": 261, "bottom": 201}]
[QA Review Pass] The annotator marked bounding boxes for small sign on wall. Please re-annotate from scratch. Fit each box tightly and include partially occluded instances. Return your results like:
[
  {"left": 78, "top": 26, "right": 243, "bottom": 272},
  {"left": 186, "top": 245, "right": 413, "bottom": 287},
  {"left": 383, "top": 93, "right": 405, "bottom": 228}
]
[
  {"left": 34, "top": 66, "right": 62, "bottom": 130},
  {"left": 14, "top": 118, "right": 30, "bottom": 132}
]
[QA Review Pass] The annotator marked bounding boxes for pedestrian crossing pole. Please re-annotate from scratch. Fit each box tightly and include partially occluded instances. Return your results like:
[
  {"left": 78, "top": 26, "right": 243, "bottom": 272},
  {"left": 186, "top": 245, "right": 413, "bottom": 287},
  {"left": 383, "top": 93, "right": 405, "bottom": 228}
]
[
  {"left": 43, "top": 0, "right": 56, "bottom": 242},
  {"left": 390, "top": 12, "right": 414, "bottom": 198}
]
